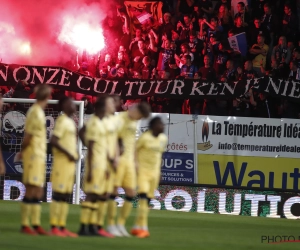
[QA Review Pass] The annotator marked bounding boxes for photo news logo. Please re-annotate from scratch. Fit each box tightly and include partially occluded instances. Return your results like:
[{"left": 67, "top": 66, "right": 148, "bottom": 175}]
[
  {"left": 197, "top": 120, "right": 213, "bottom": 151},
  {"left": 261, "top": 235, "right": 300, "bottom": 244}
]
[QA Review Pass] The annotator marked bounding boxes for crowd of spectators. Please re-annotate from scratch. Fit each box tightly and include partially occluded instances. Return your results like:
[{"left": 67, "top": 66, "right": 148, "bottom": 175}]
[{"left": 1, "top": 0, "right": 300, "bottom": 118}]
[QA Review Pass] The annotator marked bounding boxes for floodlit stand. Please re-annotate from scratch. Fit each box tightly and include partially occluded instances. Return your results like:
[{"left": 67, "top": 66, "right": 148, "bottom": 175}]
[{"left": 2, "top": 98, "right": 84, "bottom": 205}]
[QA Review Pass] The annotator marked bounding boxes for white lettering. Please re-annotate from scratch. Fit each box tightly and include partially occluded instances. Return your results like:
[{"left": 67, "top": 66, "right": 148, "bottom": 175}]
[
  {"left": 59, "top": 69, "right": 72, "bottom": 86},
  {"left": 13, "top": 67, "right": 30, "bottom": 82},
  {"left": 170, "top": 80, "right": 184, "bottom": 95},
  {"left": 0, "top": 65, "right": 9, "bottom": 81},
  {"left": 190, "top": 81, "right": 204, "bottom": 95},
  {"left": 45, "top": 68, "right": 60, "bottom": 85},
  {"left": 30, "top": 67, "right": 47, "bottom": 84},
  {"left": 138, "top": 81, "right": 155, "bottom": 95}
]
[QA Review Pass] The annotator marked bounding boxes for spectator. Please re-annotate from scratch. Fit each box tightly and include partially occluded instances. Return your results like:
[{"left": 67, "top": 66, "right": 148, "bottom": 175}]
[
  {"left": 129, "top": 28, "right": 145, "bottom": 58},
  {"left": 118, "top": 46, "right": 130, "bottom": 66},
  {"left": 282, "top": 3, "right": 299, "bottom": 43},
  {"left": 179, "top": 54, "right": 198, "bottom": 79},
  {"left": 248, "top": 18, "right": 269, "bottom": 47},
  {"left": 78, "top": 61, "right": 91, "bottom": 76},
  {"left": 252, "top": 0, "right": 267, "bottom": 19},
  {"left": 3, "top": 87, "right": 14, "bottom": 98},
  {"left": 234, "top": 1, "right": 250, "bottom": 27},
  {"left": 52, "top": 89, "right": 66, "bottom": 101},
  {"left": 141, "top": 56, "right": 155, "bottom": 79},
  {"left": 159, "top": 12, "right": 174, "bottom": 39},
  {"left": 232, "top": 16, "right": 246, "bottom": 35},
  {"left": 231, "top": 0, "right": 248, "bottom": 18},
  {"left": 221, "top": 60, "right": 238, "bottom": 82},
  {"left": 267, "top": 59, "right": 284, "bottom": 79},
  {"left": 214, "top": 0, "right": 231, "bottom": 14},
  {"left": 214, "top": 42, "right": 229, "bottom": 76},
  {"left": 197, "top": 55, "right": 216, "bottom": 81},
  {"left": 12, "top": 79, "right": 34, "bottom": 113},
  {"left": 171, "top": 30, "right": 181, "bottom": 54},
  {"left": 130, "top": 40, "right": 150, "bottom": 73},
  {"left": 177, "top": 0, "right": 195, "bottom": 16},
  {"left": 261, "top": 3, "right": 276, "bottom": 47},
  {"left": 154, "top": 38, "right": 176, "bottom": 74},
  {"left": 203, "top": 33, "right": 220, "bottom": 67},
  {"left": 191, "top": 4, "right": 204, "bottom": 31},
  {"left": 197, "top": 17, "right": 209, "bottom": 41},
  {"left": 198, "top": 0, "right": 214, "bottom": 18},
  {"left": 237, "top": 60, "right": 258, "bottom": 80},
  {"left": 287, "top": 61, "right": 300, "bottom": 81},
  {"left": 82, "top": 96, "right": 94, "bottom": 115},
  {"left": 113, "top": 51, "right": 128, "bottom": 79},
  {"left": 177, "top": 15, "right": 192, "bottom": 42},
  {"left": 249, "top": 89, "right": 276, "bottom": 118},
  {"left": 175, "top": 43, "right": 194, "bottom": 68},
  {"left": 117, "top": 10, "right": 130, "bottom": 50},
  {"left": 231, "top": 92, "right": 251, "bottom": 117},
  {"left": 13, "top": 80, "right": 34, "bottom": 99},
  {"left": 249, "top": 34, "right": 268, "bottom": 77},
  {"left": 217, "top": 4, "right": 233, "bottom": 35},
  {"left": 271, "top": 36, "right": 291, "bottom": 75},
  {"left": 98, "top": 53, "right": 114, "bottom": 78},
  {"left": 122, "top": 99, "right": 142, "bottom": 110},
  {"left": 203, "top": 16, "right": 224, "bottom": 39},
  {"left": 188, "top": 31, "right": 204, "bottom": 63}
]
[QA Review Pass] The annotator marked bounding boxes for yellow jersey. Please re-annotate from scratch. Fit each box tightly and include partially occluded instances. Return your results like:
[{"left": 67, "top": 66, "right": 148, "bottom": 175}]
[
  {"left": 118, "top": 112, "right": 138, "bottom": 161},
  {"left": 85, "top": 115, "right": 107, "bottom": 168},
  {"left": 136, "top": 130, "right": 168, "bottom": 172},
  {"left": 52, "top": 113, "right": 78, "bottom": 159},
  {"left": 103, "top": 115, "right": 120, "bottom": 160},
  {"left": 23, "top": 103, "right": 46, "bottom": 159}
]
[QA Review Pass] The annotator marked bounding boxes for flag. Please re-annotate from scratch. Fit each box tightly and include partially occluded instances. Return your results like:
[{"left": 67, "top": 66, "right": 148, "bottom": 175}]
[
  {"left": 124, "top": 1, "right": 163, "bottom": 36},
  {"left": 228, "top": 32, "right": 247, "bottom": 57},
  {"left": 136, "top": 11, "right": 153, "bottom": 25}
]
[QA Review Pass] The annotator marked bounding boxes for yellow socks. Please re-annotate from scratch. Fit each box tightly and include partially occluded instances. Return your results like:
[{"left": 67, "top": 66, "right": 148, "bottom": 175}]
[
  {"left": 50, "top": 200, "right": 61, "bottom": 226},
  {"left": 107, "top": 199, "right": 117, "bottom": 226},
  {"left": 21, "top": 202, "right": 31, "bottom": 227},
  {"left": 80, "top": 201, "right": 93, "bottom": 224},
  {"left": 58, "top": 202, "right": 69, "bottom": 228},
  {"left": 97, "top": 201, "right": 108, "bottom": 227},
  {"left": 135, "top": 199, "right": 148, "bottom": 228},
  {"left": 117, "top": 200, "right": 132, "bottom": 226},
  {"left": 140, "top": 199, "right": 149, "bottom": 229},
  {"left": 89, "top": 202, "right": 98, "bottom": 225},
  {"left": 31, "top": 202, "right": 41, "bottom": 226}
]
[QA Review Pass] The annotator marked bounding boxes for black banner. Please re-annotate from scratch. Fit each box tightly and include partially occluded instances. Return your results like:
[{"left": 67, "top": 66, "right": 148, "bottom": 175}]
[{"left": 1, "top": 63, "right": 300, "bottom": 101}]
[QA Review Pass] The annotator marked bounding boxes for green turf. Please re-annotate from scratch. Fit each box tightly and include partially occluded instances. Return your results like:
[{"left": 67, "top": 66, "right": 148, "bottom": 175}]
[{"left": 0, "top": 200, "right": 299, "bottom": 250}]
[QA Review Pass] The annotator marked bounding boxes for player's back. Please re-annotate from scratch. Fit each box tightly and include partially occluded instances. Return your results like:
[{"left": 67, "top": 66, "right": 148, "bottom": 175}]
[
  {"left": 136, "top": 130, "right": 167, "bottom": 173},
  {"left": 52, "top": 114, "right": 77, "bottom": 159},
  {"left": 118, "top": 112, "right": 138, "bottom": 161},
  {"left": 23, "top": 103, "right": 46, "bottom": 158},
  {"left": 85, "top": 114, "right": 107, "bottom": 165}
]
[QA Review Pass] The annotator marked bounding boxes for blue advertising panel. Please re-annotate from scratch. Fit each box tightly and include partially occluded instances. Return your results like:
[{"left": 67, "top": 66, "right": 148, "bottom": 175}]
[{"left": 161, "top": 152, "right": 194, "bottom": 184}]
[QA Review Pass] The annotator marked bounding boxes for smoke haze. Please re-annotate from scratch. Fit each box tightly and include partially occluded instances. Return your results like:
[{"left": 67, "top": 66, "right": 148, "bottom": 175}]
[{"left": 0, "top": 0, "right": 113, "bottom": 65}]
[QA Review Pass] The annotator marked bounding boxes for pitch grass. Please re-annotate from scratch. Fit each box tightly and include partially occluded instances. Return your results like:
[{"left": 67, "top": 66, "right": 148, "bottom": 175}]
[{"left": 0, "top": 201, "right": 299, "bottom": 250}]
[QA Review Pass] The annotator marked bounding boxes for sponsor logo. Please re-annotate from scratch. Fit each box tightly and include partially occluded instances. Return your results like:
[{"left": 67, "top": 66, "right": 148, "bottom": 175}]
[
  {"left": 1, "top": 111, "right": 26, "bottom": 149},
  {"left": 198, "top": 155, "right": 300, "bottom": 191},
  {"left": 197, "top": 119, "right": 213, "bottom": 151}
]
